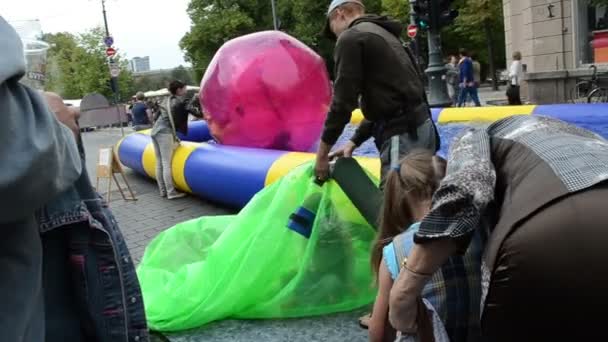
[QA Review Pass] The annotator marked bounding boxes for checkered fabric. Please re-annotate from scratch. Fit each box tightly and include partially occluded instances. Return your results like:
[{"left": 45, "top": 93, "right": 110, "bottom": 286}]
[
  {"left": 388, "top": 227, "right": 485, "bottom": 342},
  {"left": 421, "top": 230, "right": 484, "bottom": 342},
  {"left": 416, "top": 115, "right": 608, "bottom": 242}
]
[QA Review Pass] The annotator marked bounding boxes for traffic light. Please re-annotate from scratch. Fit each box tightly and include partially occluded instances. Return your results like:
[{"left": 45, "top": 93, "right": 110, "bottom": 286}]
[
  {"left": 413, "top": 0, "right": 432, "bottom": 31},
  {"left": 436, "top": 0, "right": 459, "bottom": 28},
  {"left": 412, "top": 0, "right": 458, "bottom": 30}
]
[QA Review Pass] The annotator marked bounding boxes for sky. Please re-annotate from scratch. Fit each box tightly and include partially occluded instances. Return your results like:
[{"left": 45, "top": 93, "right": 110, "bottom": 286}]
[{"left": 4, "top": 0, "right": 192, "bottom": 70}]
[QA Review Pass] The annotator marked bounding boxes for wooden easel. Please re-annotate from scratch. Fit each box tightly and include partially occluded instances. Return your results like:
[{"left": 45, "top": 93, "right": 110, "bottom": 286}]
[{"left": 96, "top": 146, "right": 137, "bottom": 203}]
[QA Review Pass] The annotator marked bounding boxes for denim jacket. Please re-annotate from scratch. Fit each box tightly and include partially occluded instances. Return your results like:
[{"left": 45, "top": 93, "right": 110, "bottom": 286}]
[{"left": 36, "top": 162, "right": 149, "bottom": 342}]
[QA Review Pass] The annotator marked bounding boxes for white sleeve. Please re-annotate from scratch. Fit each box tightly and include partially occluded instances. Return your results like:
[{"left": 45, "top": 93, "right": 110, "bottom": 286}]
[
  {"left": 508, "top": 61, "right": 517, "bottom": 77},
  {"left": 509, "top": 61, "right": 521, "bottom": 85}
]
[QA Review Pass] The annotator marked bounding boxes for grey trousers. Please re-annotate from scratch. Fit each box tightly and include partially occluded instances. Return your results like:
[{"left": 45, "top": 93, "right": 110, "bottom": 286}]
[
  {"left": 151, "top": 133, "right": 179, "bottom": 197},
  {"left": 379, "top": 119, "right": 438, "bottom": 189}
]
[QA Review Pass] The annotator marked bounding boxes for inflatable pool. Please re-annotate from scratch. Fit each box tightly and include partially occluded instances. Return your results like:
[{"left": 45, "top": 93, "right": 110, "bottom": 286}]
[{"left": 117, "top": 104, "right": 608, "bottom": 208}]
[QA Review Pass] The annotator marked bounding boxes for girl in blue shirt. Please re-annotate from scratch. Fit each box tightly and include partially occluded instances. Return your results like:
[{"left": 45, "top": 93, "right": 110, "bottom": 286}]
[{"left": 368, "top": 150, "right": 483, "bottom": 342}]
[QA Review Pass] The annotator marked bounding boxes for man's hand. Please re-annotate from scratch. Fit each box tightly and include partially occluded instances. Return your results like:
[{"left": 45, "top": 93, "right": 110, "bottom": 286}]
[
  {"left": 328, "top": 140, "right": 356, "bottom": 160},
  {"left": 315, "top": 141, "right": 332, "bottom": 182},
  {"left": 315, "top": 153, "right": 330, "bottom": 182}
]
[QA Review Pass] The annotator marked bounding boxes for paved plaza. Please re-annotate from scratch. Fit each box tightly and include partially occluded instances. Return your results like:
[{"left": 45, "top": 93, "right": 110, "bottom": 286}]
[
  {"left": 82, "top": 129, "right": 370, "bottom": 342},
  {"left": 81, "top": 86, "right": 507, "bottom": 341}
]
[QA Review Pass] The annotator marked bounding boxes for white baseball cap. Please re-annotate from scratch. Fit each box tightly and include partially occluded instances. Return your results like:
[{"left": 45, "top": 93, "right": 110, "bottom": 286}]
[{"left": 323, "top": 0, "right": 365, "bottom": 39}]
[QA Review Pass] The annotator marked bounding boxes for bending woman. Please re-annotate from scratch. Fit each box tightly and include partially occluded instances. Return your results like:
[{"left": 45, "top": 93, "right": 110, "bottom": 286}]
[
  {"left": 368, "top": 151, "right": 482, "bottom": 342},
  {"left": 388, "top": 115, "right": 608, "bottom": 341}
]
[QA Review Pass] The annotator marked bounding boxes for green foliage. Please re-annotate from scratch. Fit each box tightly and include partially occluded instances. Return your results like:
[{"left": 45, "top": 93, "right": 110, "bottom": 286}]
[
  {"left": 381, "top": 0, "right": 409, "bottom": 20},
  {"left": 171, "top": 65, "right": 195, "bottom": 85},
  {"left": 436, "top": 0, "right": 506, "bottom": 81},
  {"left": 180, "top": 0, "right": 259, "bottom": 80},
  {"left": 585, "top": 0, "right": 608, "bottom": 6},
  {"left": 181, "top": 0, "right": 386, "bottom": 81},
  {"left": 132, "top": 65, "right": 196, "bottom": 92},
  {"left": 180, "top": 0, "right": 506, "bottom": 83},
  {"left": 133, "top": 74, "right": 171, "bottom": 93},
  {"left": 44, "top": 27, "right": 134, "bottom": 101}
]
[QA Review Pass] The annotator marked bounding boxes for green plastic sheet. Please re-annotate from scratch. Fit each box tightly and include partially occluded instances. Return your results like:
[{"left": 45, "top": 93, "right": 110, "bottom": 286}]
[{"left": 137, "top": 163, "right": 378, "bottom": 332}]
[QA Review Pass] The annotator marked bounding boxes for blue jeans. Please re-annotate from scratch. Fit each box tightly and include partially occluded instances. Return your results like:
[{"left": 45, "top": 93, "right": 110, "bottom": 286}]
[
  {"left": 378, "top": 119, "right": 439, "bottom": 188},
  {"left": 458, "top": 86, "right": 481, "bottom": 107}
]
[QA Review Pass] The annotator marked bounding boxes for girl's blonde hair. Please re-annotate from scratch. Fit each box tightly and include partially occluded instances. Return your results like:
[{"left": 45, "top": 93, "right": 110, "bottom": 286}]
[{"left": 371, "top": 150, "right": 447, "bottom": 275}]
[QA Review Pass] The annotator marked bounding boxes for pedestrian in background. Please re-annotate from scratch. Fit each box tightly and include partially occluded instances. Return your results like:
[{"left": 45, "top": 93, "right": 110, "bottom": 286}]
[
  {"left": 445, "top": 55, "right": 460, "bottom": 106},
  {"left": 471, "top": 52, "right": 482, "bottom": 88},
  {"left": 132, "top": 91, "right": 152, "bottom": 131},
  {"left": 151, "top": 80, "right": 202, "bottom": 199},
  {"left": 507, "top": 51, "right": 523, "bottom": 105},
  {"left": 457, "top": 48, "right": 481, "bottom": 107}
]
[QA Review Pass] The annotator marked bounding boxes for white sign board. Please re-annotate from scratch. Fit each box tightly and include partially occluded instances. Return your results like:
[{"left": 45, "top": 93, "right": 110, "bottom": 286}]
[
  {"left": 98, "top": 147, "right": 112, "bottom": 167},
  {"left": 110, "top": 65, "right": 121, "bottom": 78}
]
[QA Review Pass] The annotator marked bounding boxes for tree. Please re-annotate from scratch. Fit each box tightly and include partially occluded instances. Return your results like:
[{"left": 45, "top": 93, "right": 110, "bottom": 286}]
[
  {"left": 44, "top": 32, "right": 84, "bottom": 99},
  {"left": 381, "top": 0, "right": 409, "bottom": 23},
  {"left": 449, "top": 0, "right": 504, "bottom": 90},
  {"left": 586, "top": 0, "right": 608, "bottom": 5},
  {"left": 180, "top": 1, "right": 257, "bottom": 80},
  {"left": 77, "top": 27, "right": 134, "bottom": 101},
  {"left": 181, "top": 0, "right": 385, "bottom": 82},
  {"left": 179, "top": 0, "right": 505, "bottom": 88},
  {"left": 171, "top": 65, "right": 195, "bottom": 85},
  {"left": 44, "top": 27, "right": 134, "bottom": 101}
]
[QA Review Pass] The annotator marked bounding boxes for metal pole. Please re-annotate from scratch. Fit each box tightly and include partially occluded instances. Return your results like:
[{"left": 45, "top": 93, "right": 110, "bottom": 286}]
[
  {"left": 101, "top": 0, "right": 124, "bottom": 136},
  {"left": 409, "top": 0, "right": 420, "bottom": 62},
  {"left": 424, "top": 0, "right": 451, "bottom": 107},
  {"left": 101, "top": 0, "right": 110, "bottom": 37},
  {"left": 111, "top": 78, "right": 125, "bottom": 136},
  {"left": 270, "top": 0, "right": 279, "bottom": 30}
]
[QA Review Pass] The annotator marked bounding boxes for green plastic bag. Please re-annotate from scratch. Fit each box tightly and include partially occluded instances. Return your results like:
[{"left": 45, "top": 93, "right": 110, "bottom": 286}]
[{"left": 137, "top": 163, "right": 377, "bottom": 332}]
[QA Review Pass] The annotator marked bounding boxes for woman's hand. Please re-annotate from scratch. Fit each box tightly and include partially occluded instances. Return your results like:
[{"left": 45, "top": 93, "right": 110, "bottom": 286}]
[
  {"left": 388, "top": 267, "right": 430, "bottom": 333},
  {"left": 389, "top": 239, "right": 459, "bottom": 333},
  {"left": 44, "top": 92, "right": 80, "bottom": 138}
]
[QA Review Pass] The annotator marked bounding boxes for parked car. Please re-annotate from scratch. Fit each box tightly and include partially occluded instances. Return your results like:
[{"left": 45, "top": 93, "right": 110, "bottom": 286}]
[{"left": 493, "top": 69, "right": 509, "bottom": 85}]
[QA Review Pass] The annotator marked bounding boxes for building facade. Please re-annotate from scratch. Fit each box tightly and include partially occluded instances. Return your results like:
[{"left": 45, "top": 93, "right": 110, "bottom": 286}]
[
  {"left": 503, "top": 0, "right": 608, "bottom": 103},
  {"left": 129, "top": 56, "right": 151, "bottom": 73}
]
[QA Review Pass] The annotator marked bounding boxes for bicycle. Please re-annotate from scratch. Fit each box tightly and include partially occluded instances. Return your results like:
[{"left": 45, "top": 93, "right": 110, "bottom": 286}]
[{"left": 570, "top": 65, "right": 608, "bottom": 103}]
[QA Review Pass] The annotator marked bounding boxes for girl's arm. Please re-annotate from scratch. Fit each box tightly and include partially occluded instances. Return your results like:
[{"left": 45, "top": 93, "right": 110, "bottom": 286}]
[{"left": 369, "top": 260, "right": 394, "bottom": 342}]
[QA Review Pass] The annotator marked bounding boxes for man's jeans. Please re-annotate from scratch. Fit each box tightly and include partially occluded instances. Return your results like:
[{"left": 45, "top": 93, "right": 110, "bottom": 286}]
[
  {"left": 458, "top": 86, "right": 482, "bottom": 107},
  {"left": 151, "top": 132, "right": 180, "bottom": 197},
  {"left": 378, "top": 119, "right": 438, "bottom": 189}
]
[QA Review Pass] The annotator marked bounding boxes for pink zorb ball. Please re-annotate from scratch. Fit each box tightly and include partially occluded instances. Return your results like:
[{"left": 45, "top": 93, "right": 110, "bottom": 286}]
[{"left": 200, "top": 31, "right": 332, "bottom": 151}]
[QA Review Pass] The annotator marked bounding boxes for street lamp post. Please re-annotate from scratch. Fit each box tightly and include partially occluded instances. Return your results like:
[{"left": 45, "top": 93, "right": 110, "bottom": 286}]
[
  {"left": 408, "top": 0, "right": 420, "bottom": 63},
  {"left": 424, "top": 0, "right": 452, "bottom": 108},
  {"left": 101, "top": 0, "right": 110, "bottom": 37},
  {"left": 100, "top": 0, "right": 124, "bottom": 136},
  {"left": 270, "top": 0, "right": 279, "bottom": 30},
  {"left": 425, "top": 26, "right": 452, "bottom": 108}
]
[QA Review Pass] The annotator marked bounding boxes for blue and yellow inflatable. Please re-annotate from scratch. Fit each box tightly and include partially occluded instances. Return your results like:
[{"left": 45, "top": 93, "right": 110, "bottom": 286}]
[{"left": 117, "top": 104, "right": 608, "bottom": 207}]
